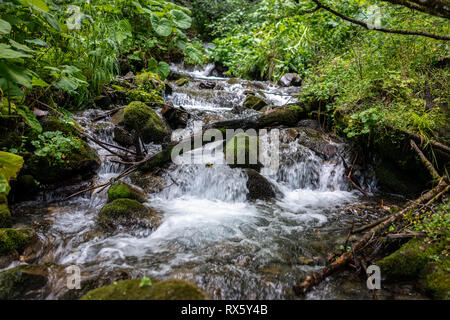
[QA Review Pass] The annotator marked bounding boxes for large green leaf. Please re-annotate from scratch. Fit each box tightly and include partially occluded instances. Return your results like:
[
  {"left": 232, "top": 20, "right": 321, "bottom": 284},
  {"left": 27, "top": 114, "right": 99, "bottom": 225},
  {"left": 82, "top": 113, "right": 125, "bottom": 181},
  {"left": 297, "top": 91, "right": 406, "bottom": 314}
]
[
  {"left": 0, "top": 19, "right": 11, "bottom": 35},
  {"left": 16, "top": 105, "right": 43, "bottom": 133},
  {"left": 0, "top": 44, "right": 33, "bottom": 59},
  {"left": 158, "top": 62, "right": 170, "bottom": 79},
  {"left": 0, "top": 61, "right": 33, "bottom": 88},
  {"left": 0, "top": 151, "right": 24, "bottom": 196},
  {"left": 152, "top": 15, "right": 172, "bottom": 37},
  {"left": 9, "top": 39, "right": 34, "bottom": 53},
  {"left": 170, "top": 10, "right": 191, "bottom": 29},
  {"left": 25, "top": 39, "right": 49, "bottom": 47}
]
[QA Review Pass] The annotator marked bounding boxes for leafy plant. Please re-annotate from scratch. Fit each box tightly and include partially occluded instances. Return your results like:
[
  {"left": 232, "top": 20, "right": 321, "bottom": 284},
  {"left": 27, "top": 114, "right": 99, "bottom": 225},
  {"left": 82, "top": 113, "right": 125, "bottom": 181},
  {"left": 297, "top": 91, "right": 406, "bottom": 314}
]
[
  {"left": 31, "top": 131, "right": 81, "bottom": 166},
  {"left": 139, "top": 277, "right": 152, "bottom": 288},
  {"left": 0, "top": 151, "right": 24, "bottom": 196}
]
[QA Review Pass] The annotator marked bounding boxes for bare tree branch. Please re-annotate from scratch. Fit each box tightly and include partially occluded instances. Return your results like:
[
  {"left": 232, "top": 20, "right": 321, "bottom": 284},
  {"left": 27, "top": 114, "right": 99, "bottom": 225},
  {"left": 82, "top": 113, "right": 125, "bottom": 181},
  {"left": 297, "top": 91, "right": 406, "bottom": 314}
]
[
  {"left": 382, "top": 0, "right": 450, "bottom": 19},
  {"left": 307, "top": 0, "right": 450, "bottom": 40}
]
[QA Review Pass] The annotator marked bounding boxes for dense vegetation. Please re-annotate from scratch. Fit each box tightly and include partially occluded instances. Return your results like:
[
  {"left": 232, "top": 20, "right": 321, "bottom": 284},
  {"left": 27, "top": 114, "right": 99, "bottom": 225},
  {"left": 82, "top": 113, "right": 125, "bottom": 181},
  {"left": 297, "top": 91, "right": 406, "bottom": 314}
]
[{"left": 0, "top": 0, "right": 449, "bottom": 300}]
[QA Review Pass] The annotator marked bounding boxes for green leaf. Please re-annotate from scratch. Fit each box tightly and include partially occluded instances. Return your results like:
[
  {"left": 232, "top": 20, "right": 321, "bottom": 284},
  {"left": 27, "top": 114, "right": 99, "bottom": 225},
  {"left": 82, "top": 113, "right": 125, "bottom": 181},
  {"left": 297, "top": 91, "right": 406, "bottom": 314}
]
[
  {"left": 0, "top": 44, "right": 33, "bottom": 59},
  {"left": 158, "top": 62, "right": 170, "bottom": 79},
  {"left": 16, "top": 105, "right": 43, "bottom": 132},
  {"left": 25, "top": 39, "right": 49, "bottom": 47},
  {"left": 153, "top": 17, "right": 172, "bottom": 37},
  {"left": 32, "top": 76, "right": 49, "bottom": 87},
  {"left": 0, "top": 61, "right": 33, "bottom": 88},
  {"left": 0, "top": 151, "right": 24, "bottom": 195},
  {"left": 170, "top": 10, "right": 191, "bottom": 29},
  {"left": 9, "top": 39, "right": 34, "bottom": 53},
  {"left": 18, "top": 0, "right": 49, "bottom": 12},
  {"left": 0, "top": 19, "right": 11, "bottom": 35}
]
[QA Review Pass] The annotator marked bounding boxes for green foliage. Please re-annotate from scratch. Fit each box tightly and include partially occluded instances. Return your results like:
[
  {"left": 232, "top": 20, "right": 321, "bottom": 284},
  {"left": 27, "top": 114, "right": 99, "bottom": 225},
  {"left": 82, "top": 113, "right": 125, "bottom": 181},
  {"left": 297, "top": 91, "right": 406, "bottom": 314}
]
[
  {"left": 139, "top": 277, "right": 152, "bottom": 288},
  {"left": 31, "top": 131, "right": 81, "bottom": 166},
  {"left": 0, "top": 151, "right": 24, "bottom": 196},
  {"left": 404, "top": 199, "right": 450, "bottom": 241}
]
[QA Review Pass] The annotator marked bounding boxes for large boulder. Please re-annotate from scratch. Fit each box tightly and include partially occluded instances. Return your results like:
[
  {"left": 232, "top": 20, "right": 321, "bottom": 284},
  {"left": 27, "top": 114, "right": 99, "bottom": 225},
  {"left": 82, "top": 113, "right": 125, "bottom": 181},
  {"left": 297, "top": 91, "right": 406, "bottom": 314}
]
[
  {"left": 113, "top": 126, "right": 134, "bottom": 148},
  {"left": 224, "top": 133, "right": 262, "bottom": 171},
  {"left": 244, "top": 169, "right": 278, "bottom": 201},
  {"left": 98, "top": 199, "right": 160, "bottom": 230},
  {"left": 295, "top": 127, "right": 339, "bottom": 160},
  {"left": 243, "top": 94, "right": 268, "bottom": 111},
  {"left": 123, "top": 101, "right": 170, "bottom": 144},
  {"left": 81, "top": 278, "right": 209, "bottom": 300},
  {"left": 278, "top": 73, "right": 302, "bottom": 87},
  {"left": 107, "top": 181, "right": 148, "bottom": 203}
]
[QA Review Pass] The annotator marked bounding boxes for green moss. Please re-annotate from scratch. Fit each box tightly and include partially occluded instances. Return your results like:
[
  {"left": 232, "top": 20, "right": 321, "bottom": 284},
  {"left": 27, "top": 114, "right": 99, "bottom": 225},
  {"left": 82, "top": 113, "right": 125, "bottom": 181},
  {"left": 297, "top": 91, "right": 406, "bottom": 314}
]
[
  {"left": 0, "top": 264, "right": 47, "bottom": 299},
  {"left": 420, "top": 259, "right": 450, "bottom": 300},
  {"left": 377, "top": 238, "right": 443, "bottom": 280},
  {"left": 99, "top": 198, "right": 159, "bottom": 230},
  {"left": 126, "top": 89, "right": 163, "bottom": 104},
  {"left": 107, "top": 181, "right": 147, "bottom": 203},
  {"left": 260, "top": 104, "right": 306, "bottom": 127},
  {"left": 0, "top": 228, "right": 34, "bottom": 256},
  {"left": 135, "top": 72, "right": 164, "bottom": 93},
  {"left": 123, "top": 101, "right": 169, "bottom": 144},
  {"left": 41, "top": 117, "right": 80, "bottom": 137},
  {"left": 80, "top": 278, "right": 208, "bottom": 300},
  {"left": 243, "top": 95, "right": 267, "bottom": 111},
  {"left": 224, "top": 133, "right": 261, "bottom": 170},
  {"left": 174, "top": 77, "right": 189, "bottom": 86},
  {"left": 0, "top": 204, "right": 11, "bottom": 228}
]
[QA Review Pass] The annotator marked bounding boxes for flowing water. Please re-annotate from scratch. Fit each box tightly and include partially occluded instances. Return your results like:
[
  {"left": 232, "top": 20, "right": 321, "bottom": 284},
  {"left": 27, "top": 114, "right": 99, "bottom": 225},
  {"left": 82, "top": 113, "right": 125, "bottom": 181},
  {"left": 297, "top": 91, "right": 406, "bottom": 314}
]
[{"left": 7, "top": 64, "right": 408, "bottom": 300}]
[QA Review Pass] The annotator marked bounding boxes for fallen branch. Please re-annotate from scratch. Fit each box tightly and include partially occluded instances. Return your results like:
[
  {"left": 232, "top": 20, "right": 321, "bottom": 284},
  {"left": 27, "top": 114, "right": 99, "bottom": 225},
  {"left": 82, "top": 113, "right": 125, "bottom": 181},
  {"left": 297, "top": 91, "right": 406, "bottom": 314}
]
[
  {"left": 410, "top": 139, "right": 441, "bottom": 182},
  {"left": 293, "top": 178, "right": 448, "bottom": 295}
]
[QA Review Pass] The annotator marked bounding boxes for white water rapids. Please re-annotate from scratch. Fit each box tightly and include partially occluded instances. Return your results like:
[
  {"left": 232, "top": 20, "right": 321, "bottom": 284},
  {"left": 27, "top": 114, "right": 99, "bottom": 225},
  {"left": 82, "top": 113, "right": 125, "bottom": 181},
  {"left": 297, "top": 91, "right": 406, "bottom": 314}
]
[{"left": 8, "top": 64, "right": 384, "bottom": 300}]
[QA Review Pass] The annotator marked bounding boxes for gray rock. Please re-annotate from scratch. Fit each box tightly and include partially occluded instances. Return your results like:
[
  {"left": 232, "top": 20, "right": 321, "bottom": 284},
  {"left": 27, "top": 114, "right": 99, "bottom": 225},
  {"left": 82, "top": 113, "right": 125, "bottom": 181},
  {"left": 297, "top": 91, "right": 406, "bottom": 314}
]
[{"left": 278, "top": 73, "right": 302, "bottom": 87}]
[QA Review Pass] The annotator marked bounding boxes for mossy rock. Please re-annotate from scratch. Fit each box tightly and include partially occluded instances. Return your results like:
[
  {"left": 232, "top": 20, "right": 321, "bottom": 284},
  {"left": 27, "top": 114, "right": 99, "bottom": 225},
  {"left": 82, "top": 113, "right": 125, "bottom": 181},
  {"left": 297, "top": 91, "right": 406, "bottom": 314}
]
[
  {"left": 243, "top": 94, "right": 268, "bottom": 111},
  {"left": 260, "top": 104, "right": 308, "bottom": 127},
  {"left": 377, "top": 238, "right": 442, "bottom": 280},
  {"left": 0, "top": 227, "right": 35, "bottom": 256},
  {"left": 224, "top": 133, "right": 261, "bottom": 170},
  {"left": 134, "top": 72, "right": 164, "bottom": 93},
  {"left": 80, "top": 278, "right": 208, "bottom": 300},
  {"left": 40, "top": 116, "right": 80, "bottom": 137},
  {"left": 107, "top": 181, "right": 147, "bottom": 203},
  {"left": 123, "top": 101, "right": 170, "bottom": 144},
  {"left": 0, "top": 264, "right": 48, "bottom": 300},
  {"left": 419, "top": 259, "right": 450, "bottom": 300},
  {"left": 0, "top": 204, "right": 12, "bottom": 228},
  {"left": 26, "top": 139, "right": 100, "bottom": 184},
  {"left": 126, "top": 89, "right": 163, "bottom": 104},
  {"left": 174, "top": 77, "right": 189, "bottom": 86},
  {"left": 99, "top": 199, "right": 159, "bottom": 230}
]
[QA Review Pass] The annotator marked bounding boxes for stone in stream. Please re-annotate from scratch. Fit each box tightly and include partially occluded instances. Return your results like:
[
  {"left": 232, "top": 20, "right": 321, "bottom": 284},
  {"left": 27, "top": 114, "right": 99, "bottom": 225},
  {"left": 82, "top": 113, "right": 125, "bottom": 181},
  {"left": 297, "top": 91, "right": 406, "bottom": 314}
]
[
  {"left": 129, "top": 172, "right": 166, "bottom": 194},
  {"left": 113, "top": 126, "right": 134, "bottom": 148},
  {"left": 0, "top": 264, "right": 48, "bottom": 299},
  {"left": 242, "top": 94, "right": 268, "bottom": 111},
  {"left": 295, "top": 127, "right": 340, "bottom": 160},
  {"left": 123, "top": 101, "right": 171, "bottom": 144},
  {"left": 244, "top": 169, "right": 279, "bottom": 201},
  {"left": 278, "top": 73, "right": 302, "bottom": 87},
  {"left": 98, "top": 198, "right": 161, "bottom": 230},
  {"left": 107, "top": 181, "right": 148, "bottom": 203},
  {"left": 198, "top": 81, "right": 216, "bottom": 90},
  {"left": 81, "top": 278, "right": 209, "bottom": 300},
  {"left": 161, "top": 103, "right": 188, "bottom": 129}
]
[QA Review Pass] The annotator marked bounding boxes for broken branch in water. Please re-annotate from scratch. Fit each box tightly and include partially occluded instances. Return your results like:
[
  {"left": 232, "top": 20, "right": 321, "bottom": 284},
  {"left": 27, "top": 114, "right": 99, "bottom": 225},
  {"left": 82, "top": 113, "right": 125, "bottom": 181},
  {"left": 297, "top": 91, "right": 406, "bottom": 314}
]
[
  {"left": 293, "top": 178, "right": 448, "bottom": 296},
  {"left": 92, "top": 106, "right": 125, "bottom": 122}
]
